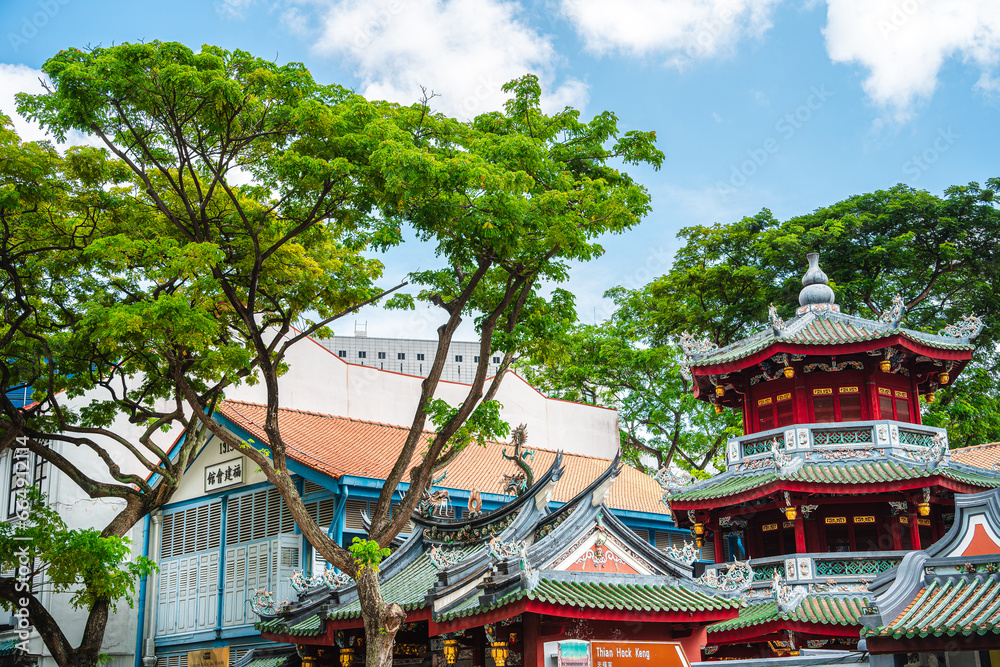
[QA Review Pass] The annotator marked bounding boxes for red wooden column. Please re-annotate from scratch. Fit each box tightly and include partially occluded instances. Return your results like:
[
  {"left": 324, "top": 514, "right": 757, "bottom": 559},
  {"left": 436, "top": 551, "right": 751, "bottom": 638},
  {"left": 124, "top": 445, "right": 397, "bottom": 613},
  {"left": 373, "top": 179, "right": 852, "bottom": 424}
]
[
  {"left": 712, "top": 518, "right": 725, "bottom": 563},
  {"left": 891, "top": 515, "right": 903, "bottom": 550},
  {"left": 908, "top": 509, "right": 922, "bottom": 550},
  {"left": 524, "top": 612, "right": 542, "bottom": 667},
  {"left": 793, "top": 513, "right": 807, "bottom": 554}
]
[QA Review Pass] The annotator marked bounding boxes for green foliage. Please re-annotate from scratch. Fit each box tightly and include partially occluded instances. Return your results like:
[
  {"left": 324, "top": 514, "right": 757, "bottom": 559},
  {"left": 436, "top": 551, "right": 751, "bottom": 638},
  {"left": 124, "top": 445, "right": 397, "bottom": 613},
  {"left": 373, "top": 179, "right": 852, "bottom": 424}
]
[
  {"left": 378, "top": 73, "right": 663, "bottom": 363},
  {"left": 0, "top": 488, "right": 156, "bottom": 612},
  {"left": 425, "top": 398, "right": 509, "bottom": 453},
  {"left": 608, "top": 180, "right": 1000, "bottom": 448},
  {"left": 525, "top": 321, "right": 740, "bottom": 472},
  {"left": 349, "top": 537, "right": 390, "bottom": 573},
  {"left": 9, "top": 41, "right": 394, "bottom": 430}
]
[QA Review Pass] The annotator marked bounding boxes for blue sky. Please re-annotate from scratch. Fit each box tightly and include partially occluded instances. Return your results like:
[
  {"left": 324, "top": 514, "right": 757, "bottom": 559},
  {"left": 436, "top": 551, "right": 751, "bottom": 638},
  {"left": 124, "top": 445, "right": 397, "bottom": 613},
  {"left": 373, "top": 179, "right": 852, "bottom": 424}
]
[{"left": 1, "top": 0, "right": 998, "bottom": 339}]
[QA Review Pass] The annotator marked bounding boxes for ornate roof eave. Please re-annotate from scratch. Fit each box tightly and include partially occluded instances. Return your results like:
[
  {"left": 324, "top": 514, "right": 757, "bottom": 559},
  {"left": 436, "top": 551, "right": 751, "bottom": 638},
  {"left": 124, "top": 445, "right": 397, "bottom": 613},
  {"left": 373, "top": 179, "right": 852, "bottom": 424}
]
[
  {"left": 690, "top": 332, "right": 974, "bottom": 382},
  {"left": 868, "top": 487, "right": 1000, "bottom": 597},
  {"left": 409, "top": 451, "right": 565, "bottom": 531},
  {"left": 433, "top": 569, "right": 741, "bottom": 634},
  {"left": 668, "top": 467, "right": 1000, "bottom": 512}
]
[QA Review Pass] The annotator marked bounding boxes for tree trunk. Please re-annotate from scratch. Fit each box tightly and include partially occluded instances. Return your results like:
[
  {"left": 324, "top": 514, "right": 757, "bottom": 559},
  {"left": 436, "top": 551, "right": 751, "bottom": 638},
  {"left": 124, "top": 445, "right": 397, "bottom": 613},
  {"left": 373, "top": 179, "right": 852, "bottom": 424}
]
[{"left": 356, "top": 567, "right": 405, "bottom": 667}]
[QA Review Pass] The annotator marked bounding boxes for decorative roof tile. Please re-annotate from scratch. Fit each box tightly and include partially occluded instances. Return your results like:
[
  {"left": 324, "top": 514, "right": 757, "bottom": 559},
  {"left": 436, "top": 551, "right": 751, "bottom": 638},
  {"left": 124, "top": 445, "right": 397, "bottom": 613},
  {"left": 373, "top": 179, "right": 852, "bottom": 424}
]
[
  {"left": 668, "top": 462, "right": 1000, "bottom": 504},
  {"left": 952, "top": 442, "right": 1000, "bottom": 471},
  {"left": 220, "top": 401, "right": 666, "bottom": 514},
  {"left": 435, "top": 577, "right": 739, "bottom": 622},
  {"left": 688, "top": 310, "right": 975, "bottom": 369},
  {"left": 708, "top": 596, "right": 867, "bottom": 634},
  {"left": 867, "top": 574, "right": 1000, "bottom": 639}
]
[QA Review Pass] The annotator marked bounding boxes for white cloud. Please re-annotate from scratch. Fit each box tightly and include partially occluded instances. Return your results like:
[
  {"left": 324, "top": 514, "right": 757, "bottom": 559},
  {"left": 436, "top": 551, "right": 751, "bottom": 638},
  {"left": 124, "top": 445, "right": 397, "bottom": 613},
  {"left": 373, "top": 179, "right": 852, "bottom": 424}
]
[
  {"left": 0, "top": 63, "right": 100, "bottom": 150},
  {"left": 824, "top": 0, "right": 1000, "bottom": 120},
  {"left": 0, "top": 63, "right": 54, "bottom": 143},
  {"left": 216, "top": 0, "right": 259, "bottom": 18},
  {"left": 559, "top": 0, "right": 781, "bottom": 65},
  {"left": 288, "top": 0, "right": 588, "bottom": 117}
]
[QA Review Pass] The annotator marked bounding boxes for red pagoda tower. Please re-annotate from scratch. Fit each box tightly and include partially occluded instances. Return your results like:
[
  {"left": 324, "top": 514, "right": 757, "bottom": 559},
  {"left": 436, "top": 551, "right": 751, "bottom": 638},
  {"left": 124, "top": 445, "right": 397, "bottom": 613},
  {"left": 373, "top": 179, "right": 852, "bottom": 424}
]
[{"left": 664, "top": 253, "right": 997, "bottom": 659}]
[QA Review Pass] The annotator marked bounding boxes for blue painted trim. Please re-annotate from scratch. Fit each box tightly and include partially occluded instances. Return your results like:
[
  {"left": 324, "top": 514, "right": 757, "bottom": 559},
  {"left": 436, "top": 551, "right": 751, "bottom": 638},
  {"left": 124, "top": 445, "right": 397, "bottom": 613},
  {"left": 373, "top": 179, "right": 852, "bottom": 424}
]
[
  {"left": 154, "top": 630, "right": 218, "bottom": 647},
  {"left": 134, "top": 514, "right": 150, "bottom": 667},
  {"left": 333, "top": 486, "right": 348, "bottom": 549},
  {"left": 216, "top": 494, "right": 228, "bottom": 632},
  {"left": 160, "top": 479, "right": 277, "bottom": 513},
  {"left": 154, "top": 638, "right": 272, "bottom": 655}
]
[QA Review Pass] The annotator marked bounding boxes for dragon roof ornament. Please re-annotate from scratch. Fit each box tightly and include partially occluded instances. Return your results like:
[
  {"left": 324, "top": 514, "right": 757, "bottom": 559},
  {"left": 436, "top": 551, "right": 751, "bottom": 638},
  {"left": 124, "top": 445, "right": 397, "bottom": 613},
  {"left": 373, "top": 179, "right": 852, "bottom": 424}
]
[
  {"left": 250, "top": 589, "right": 289, "bottom": 617},
  {"left": 678, "top": 332, "right": 718, "bottom": 361},
  {"left": 939, "top": 313, "right": 985, "bottom": 340},
  {"left": 879, "top": 294, "right": 907, "bottom": 327},
  {"left": 768, "top": 304, "right": 785, "bottom": 335},
  {"left": 665, "top": 539, "right": 699, "bottom": 565},
  {"left": 698, "top": 560, "right": 754, "bottom": 593},
  {"left": 429, "top": 545, "right": 467, "bottom": 570}
]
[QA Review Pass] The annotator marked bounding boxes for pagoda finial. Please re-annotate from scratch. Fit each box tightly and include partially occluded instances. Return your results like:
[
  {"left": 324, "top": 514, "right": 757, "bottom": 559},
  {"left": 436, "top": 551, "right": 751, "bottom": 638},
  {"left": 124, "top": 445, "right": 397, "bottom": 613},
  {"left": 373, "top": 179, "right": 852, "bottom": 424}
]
[{"left": 798, "top": 252, "right": 836, "bottom": 308}]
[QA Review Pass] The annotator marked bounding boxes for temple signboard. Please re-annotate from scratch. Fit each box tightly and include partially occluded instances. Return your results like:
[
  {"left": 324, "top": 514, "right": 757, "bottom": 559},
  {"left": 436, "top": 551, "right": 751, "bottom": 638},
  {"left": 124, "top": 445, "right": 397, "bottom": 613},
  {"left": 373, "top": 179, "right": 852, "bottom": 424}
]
[
  {"left": 188, "top": 648, "right": 228, "bottom": 667},
  {"left": 590, "top": 642, "right": 690, "bottom": 667}
]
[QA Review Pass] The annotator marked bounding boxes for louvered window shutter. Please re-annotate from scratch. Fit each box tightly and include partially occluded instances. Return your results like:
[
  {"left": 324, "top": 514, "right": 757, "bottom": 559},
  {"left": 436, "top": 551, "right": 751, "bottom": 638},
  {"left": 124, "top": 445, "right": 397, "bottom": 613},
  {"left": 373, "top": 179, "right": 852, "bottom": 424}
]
[{"left": 344, "top": 499, "right": 367, "bottom": 531}]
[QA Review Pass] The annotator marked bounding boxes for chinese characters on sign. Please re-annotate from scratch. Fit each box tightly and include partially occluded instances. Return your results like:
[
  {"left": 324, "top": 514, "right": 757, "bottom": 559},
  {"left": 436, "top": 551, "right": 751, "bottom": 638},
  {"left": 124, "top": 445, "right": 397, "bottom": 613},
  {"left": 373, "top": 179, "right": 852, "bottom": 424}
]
[{"left": 205, "top": 457, "right": 244, "bottom": 492}]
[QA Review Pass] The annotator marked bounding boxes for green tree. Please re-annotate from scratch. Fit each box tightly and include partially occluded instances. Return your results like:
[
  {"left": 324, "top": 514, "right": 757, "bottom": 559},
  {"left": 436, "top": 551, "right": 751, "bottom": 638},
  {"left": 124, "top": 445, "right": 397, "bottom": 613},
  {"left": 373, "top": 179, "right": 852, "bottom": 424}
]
[
  {"left": 0, "top": 488, "right": 156, "bottom": 660},
  {"left": 609, "top": 180, "right": 1000, "bottom": 448},
  {"left": 525, "top": 322, "right": 740, "bottom": 474},
  {"left": 3, "top": 42, "right": 395, "bottom": 667},
  {"left": 14, "top": 42, "right": 662, "bottom": 667}
]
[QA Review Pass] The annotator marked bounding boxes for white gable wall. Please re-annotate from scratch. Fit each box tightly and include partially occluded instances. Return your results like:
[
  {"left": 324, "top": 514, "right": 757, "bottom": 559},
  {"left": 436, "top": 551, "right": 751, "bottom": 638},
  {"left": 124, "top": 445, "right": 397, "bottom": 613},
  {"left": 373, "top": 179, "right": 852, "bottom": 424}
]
[{"left": 227, "top": 335, "right": 619, "bottom": 459}]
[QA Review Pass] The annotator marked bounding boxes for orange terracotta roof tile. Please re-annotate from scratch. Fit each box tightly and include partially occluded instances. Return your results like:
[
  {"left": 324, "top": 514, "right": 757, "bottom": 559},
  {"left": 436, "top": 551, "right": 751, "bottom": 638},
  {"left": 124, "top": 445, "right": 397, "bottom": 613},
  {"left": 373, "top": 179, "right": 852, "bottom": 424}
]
[
  {"left": 218, "top": 400, "right": 667, "bottom": 515},
  {"left": 952, "top": 442, "right": 1000, "bottom": 471}
]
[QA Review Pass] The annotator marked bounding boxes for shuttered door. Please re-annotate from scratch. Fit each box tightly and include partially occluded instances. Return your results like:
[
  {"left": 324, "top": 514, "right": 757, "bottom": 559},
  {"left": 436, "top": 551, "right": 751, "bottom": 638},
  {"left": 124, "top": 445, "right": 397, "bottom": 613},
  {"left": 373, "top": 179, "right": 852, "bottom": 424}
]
[
  {"left": 196, "top": 552, "right": 219, "bottom": 629},
  {"left": 176, "top": 556, "right": 198, "bottom": 631},
  {"left": 274, "top": 535, "right": 301, "bottom": 603},
  {"left": 156, "top": 560, "right": 179, "bottom": 635},
  {"left": 223, "top": 545, "right": 247, "bottom": 626}
]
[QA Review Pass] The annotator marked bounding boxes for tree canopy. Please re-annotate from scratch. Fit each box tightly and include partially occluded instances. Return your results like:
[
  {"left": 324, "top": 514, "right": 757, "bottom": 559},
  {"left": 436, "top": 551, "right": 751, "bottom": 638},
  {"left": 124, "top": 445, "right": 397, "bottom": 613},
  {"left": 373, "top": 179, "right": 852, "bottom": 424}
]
[
  {"left": 5, "top": 41, "right": 662, "bottom": 667},
  {"left": 544, "top": 180, "right": 1000, "bottom": 464}
]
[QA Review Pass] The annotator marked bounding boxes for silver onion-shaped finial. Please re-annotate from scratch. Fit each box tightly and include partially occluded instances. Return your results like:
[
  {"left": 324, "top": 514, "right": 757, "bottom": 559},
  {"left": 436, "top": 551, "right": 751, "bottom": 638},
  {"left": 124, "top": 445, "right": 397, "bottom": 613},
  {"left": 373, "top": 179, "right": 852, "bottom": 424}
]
[{"left": 799, "top": 252, "right": 835, "bottom": 307}]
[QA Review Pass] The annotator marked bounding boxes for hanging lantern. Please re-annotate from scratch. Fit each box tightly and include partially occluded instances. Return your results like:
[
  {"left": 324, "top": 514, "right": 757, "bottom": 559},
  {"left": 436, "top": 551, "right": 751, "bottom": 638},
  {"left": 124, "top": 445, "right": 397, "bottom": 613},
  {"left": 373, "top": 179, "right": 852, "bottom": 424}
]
[
  {"left": 784, "top": 506, "right": 797, "bottom": 521},
  {"left": 879, "top": 360, "right": 891, "bottom": 373},
  {"left": 695, "top": 536, "right": 705, "bottom": 548},
  {"left": 692, "top": 522, "right": 705, "bottom": 536},
  {"left": 443, "top": 639, "right": 459, "bottom": 665},
  {"left": 938, "top": 372, "right": 950, "bottom": 385},
  {"left": 783, "top": 366, "right": 795, "bottom": 379},
  {"left": 925, "top": 392, "right": 935, "bottom": 404},
  {"left": 918, "top": 502, "right": 931, "bottom": 517},
  {"left": 490, "top": 642, "right": 510, "bottom": 667},
  {"left": 715, "top": 384, "right": 726, "bottom": 397},
  {"left": 714, "top": 404, "right": 723, "bottom": 414},
  {"left": 339, "top": 648, "right": 355, "bottom": 667}
]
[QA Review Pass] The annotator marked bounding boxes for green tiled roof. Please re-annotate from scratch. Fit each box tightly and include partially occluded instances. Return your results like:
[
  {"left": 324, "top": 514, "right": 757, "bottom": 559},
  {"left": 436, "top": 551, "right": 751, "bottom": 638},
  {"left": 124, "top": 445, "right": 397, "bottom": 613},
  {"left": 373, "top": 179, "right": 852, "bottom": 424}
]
[
  {"left": 258, "top": 546, "right": 479, "bottom": 635},
  {"left": 437, "top": 578, "right": 739, "bottom": 622},
  {"left": 243, "top": 655, "right": 294, "bottom": 667},
  {"left": 708, "top": 596, "right": 867, "bottom": 634},
  {"left": 867, "top": 574, "right": 1000, "bottom": 639},
  {"left": 669, "top": 462, "right": 1000, "bottom": 503},
  {"left": 690, "top": 313, "right": 974, "bottom": 369},
  {"left": 0, "top": 639, "right": 21, "bottom": 656}
]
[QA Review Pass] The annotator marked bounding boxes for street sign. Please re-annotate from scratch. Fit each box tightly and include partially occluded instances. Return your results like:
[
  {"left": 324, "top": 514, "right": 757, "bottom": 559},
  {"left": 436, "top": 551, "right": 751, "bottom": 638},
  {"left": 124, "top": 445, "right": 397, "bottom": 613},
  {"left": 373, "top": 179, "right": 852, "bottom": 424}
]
[{"left": 590, "top": 641, "right": 690, "bottom": 667}]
